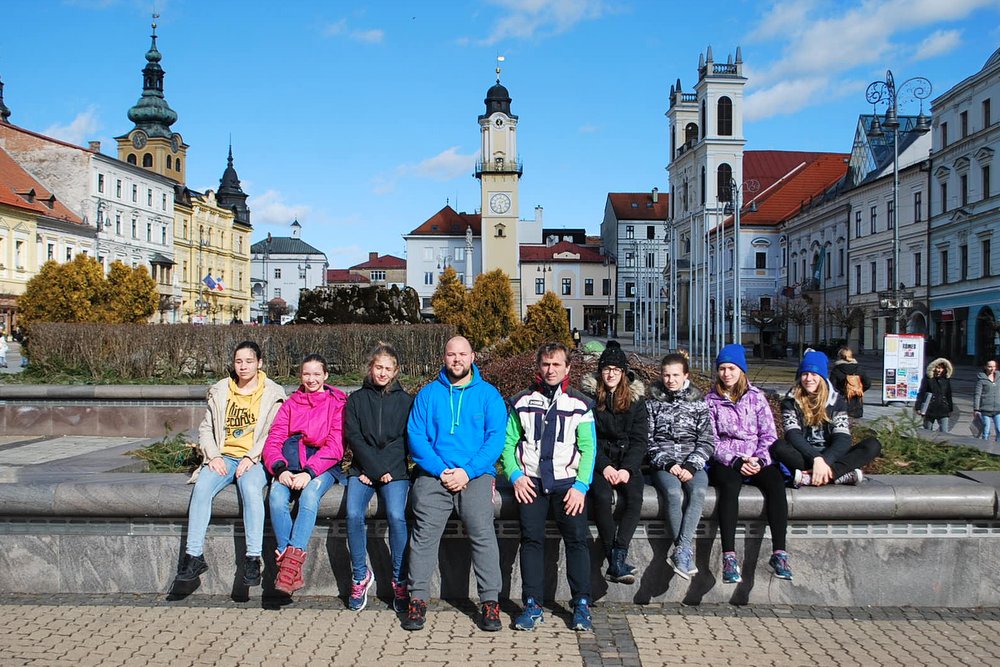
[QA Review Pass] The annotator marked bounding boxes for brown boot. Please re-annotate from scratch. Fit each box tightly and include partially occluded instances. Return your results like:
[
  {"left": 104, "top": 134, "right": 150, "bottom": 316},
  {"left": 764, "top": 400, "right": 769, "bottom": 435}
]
[{"left": 274, "top": 547, "right": 307, "bottom": 595}]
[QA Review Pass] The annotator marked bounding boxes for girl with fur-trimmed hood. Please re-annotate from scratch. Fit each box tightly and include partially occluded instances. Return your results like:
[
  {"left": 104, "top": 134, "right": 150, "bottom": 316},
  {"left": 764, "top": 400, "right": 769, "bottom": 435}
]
[
  {"left": 916, "top": 357, "right": 954, "bottom": 433},
  {"left": 582, "top": 341, "right": 648, "bottom": 585}
]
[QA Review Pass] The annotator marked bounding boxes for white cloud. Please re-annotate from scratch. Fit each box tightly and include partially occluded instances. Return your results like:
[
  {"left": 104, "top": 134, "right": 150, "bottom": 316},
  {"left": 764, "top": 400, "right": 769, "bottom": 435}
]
[
  {"left": 325, "top": 244, "right": 365, "bottom": 269},
  {"left": 913, "top": 29, "right": 962, "bottom": 60},
  {"left": 745, "top": 77, "right": 830, "bottom": 121},
  {"left": 42, "top": 107, "right": 100, "bottom": 146},
  {"left": 323, "top": 18, "right": 384, "bottom": 43},
  {"left": 579, "top": 124, "right": 599, "bottom": 134},
  {"left": 373, "top": 146, "right": 479, "bottom": 195},
  {"left": 353, "top": 29, "right": 385, "bottom": 44},
  {"left": 247, "top": 189, "right": 311, "bottom": 228},
  {"left": 480, "top": 0, "right": 612, "bottom": 44}
]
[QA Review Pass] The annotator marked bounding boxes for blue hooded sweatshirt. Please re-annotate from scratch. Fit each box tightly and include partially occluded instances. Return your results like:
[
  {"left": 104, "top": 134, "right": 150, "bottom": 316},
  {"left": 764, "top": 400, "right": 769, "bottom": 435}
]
[{"left": 407, "top": 363, "right": 508, "bottom": 479}]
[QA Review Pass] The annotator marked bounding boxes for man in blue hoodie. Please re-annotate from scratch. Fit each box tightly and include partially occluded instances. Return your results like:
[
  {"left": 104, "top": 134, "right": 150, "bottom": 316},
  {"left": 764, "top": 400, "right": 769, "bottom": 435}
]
[{"left": 402, "top": 336, "right": 508, "bottom": 632}]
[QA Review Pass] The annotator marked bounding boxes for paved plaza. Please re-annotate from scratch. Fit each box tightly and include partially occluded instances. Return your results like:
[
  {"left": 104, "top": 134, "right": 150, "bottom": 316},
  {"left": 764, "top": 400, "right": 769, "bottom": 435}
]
[{"left": 0, "top": 595, "right": 998, "bottom": 666}]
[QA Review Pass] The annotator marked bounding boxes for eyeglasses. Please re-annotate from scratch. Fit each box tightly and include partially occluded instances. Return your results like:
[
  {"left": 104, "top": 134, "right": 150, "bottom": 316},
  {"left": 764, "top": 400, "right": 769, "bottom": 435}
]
[{"left": 601, "top": 366, "right": 623, "bottom": 374}]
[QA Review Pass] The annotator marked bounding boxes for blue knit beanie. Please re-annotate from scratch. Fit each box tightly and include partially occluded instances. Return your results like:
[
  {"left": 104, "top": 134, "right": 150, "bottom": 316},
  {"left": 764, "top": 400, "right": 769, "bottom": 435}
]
[
  {"left": 716, "top": 343, "right": 747, "bottom": 373},
  {"left": 798, "top": 349, "right": 830, "bottom": 380}
]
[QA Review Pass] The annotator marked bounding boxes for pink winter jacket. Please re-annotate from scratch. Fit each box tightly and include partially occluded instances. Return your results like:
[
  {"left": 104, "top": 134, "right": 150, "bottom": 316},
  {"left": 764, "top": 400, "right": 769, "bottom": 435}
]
[{"left": 263, "top": 384, "right": 347, "bottom": 478}]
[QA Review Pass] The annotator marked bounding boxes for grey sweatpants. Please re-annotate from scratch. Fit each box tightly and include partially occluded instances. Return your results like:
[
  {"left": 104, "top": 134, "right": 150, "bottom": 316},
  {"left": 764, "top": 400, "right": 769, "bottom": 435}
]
[{"left": 407, "top": 473, "right": 501, "bottom": 603}]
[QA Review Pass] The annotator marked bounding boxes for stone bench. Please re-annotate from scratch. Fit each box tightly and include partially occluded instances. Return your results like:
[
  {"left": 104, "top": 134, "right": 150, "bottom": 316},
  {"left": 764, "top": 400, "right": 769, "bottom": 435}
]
[{"left": 0, "top": 472, "right": 997, "bottom": 607}]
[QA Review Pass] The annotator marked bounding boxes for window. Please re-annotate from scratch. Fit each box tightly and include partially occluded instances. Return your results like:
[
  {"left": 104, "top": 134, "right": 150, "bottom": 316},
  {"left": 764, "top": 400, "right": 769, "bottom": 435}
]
[
  {"left": 455, "top": 247, "right": 466, "bottom": 261},
  {"left": 645, "top": 252, "right": 655, "bottom": 268},
  {"left": 940, "top": 122, "right": 948, "bottom": 148},
  {"left": 424, "top": 272, "right": 433, "bottom": 285},
  {"left": 755, "top": 251, "right": 766, "bottom": 269},
  {"left": 115, "top": 213, "right": 121, "bottom": 235},
  {"left": 162, "top": 193, "right": 167, "bottom": 210},
  {"left": 64, "top": 246, "right": 72, "bottom": 262},
  {"left": 792, "top": 257, "right": 797, "bottom": 282},
  {"left": 985, "top": 98, "right": 992, "bottom": 128},
  {"left": 717, "top": 163, "right": 733, "bottom": 202},
  {"left": 161, "top": 226, "right": 166, "bottom": 245},
  {"left": 855, "top": 211, "right": 862, "bottom": 238},
  {"left": 116, "top": 180, "right": 122, "bottom": 198},
  {"left": 423, "top": 247, "right": 433, "bottom": 261},
  {"left": 98, "top": 174, "right": 105, "bottom": 193},
  {"left": 961, "top": 110, "right": 969, "bottom": 138},
  {"left": 561, "top": 278, "right": 571, "bottom": 296},
  {"left": 147, "top": 189, "right": 153, "bottom": 207},
  {"left": 585, "top": 278, "right": 594, "bottom": 295},
  {"left": 142, "top": 153, "right": 152, "bottom": 168},
  {"left": 684, "top": 122, "right": 698, "bottom": 146},
  {"left": 700, "top": 167, "right": 706, "bottom": 205},
  {"left": 940, "top": 250, "right": 949, "bottom": 284},
  {"left": 717, "top": 96, "right": 733, "bottom": 136},
  {"left": 961, "top": 174, "right": 969, "bottom": 207},
  {"left": 870, "top": 205, "right": 877, "bottom": 234},
  {"left": 131, "top": 184, "right": 137, "bottom": 202},
  {"left": 960, "top": 244, "right": 968, "bottom": 280},
  {"left": 825, "top": 251, "right": 831, "bottom": 280},
  {"left": 838, "top": 248, "right": 845, "bottom": 277},
  {"left": 274, "top": 288, "right": 281, "bottom": 298},
  {"left": 625, "top": 225, "right": 634, "bottom": 239},
  {"left": 870, "top": 261, "right": 877, "bottom": 293},
  {"left": 625, "top": 282, "right": 636, "bottom": 298},
  {"left": 175, "top": 158, "right": 181, "bottom": 172},
  {"left": 146, "top": 222, "right": 152, "bottom": 242},
  {"left": 131, "top": 219, "right": 137, "bottom": 238},
  {"left": 127, "top": 154, "right": 137, "bottom": 165},
  {"left": 855, "top": 265, "right": 862, "bottom": 295},
  {"left": 983, "top": 239, "right": 992, "bottom": 278},
  {"left": 625, "top": 252, "right": 635, "bottom": 267},
  {"left": 370, "top": 270, "right": 386, "bottom": 281},
  {"left": 602, "top": 278, "right": 610, "bottom": 295},
  {"left": 274, "top": 268, "right": 281, "bottom": 279},
  {"left": 941, "top": 182, "right": 948, "bottom": 213},
  {"left": 422, "top": 297, "right": 432, "bottom": 309},
  {"left": 887, "top": 200, "right": 894, "bottom": 229},
  {"left": 167, "top": 156, "right": 172, "bottom": 170},
  {"left": 535, "top": 278, "right": 545, "bottom": 294},
  {"left": 700, "top": 100, "right": 706, "bottom": 139},
  {"left": 646, "top": 225, "right": 655, "bottom": 240},
  {"left": 914, "top": 191, "right": 922, "bottom": 222},
  {"left": 47, "top": 243, "right": 54, "bottom": 260},
  {"left": 914, "top": 252, "right": 922, "bottom": 287},
  {"left": 759, "top": 296, "right": 771, "bottom": 311},
  {"left": 984, "top": 165, "right": 991, "bottom": 200},
  {"left": 887, "top": 258, "right": 894, "bottom": 288}
]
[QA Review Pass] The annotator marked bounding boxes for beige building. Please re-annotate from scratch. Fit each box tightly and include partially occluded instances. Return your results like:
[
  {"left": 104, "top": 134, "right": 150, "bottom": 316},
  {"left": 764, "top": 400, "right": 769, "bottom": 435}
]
[{"left": 519, "top": 241, "right": 615, "bottom": 333}]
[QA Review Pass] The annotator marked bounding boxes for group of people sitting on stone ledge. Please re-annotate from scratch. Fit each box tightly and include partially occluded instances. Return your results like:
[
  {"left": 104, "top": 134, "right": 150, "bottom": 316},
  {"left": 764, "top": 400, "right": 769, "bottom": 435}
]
[{"left": 172, "top": 336, "right": 881, "bottom": 633}]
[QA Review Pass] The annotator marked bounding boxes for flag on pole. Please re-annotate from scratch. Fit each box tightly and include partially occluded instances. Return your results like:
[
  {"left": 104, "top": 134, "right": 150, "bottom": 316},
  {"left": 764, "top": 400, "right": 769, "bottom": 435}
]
[
  {"left": 203, "top": 273, "right": 218, "bottom": 290},
  {"left": 214, "top": 278, "right": 225, "bottom": 292}
]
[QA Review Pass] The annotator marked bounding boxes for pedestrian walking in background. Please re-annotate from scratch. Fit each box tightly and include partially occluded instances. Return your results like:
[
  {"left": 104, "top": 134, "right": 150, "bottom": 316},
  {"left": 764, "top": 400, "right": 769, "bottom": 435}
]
[
  {"left": 705, "top": 344, "right": 791, "bottom": 583},
  {"left": 974, "top": 359, "right": 1000, "bottom": 441},
  {"left": 173, "top": 341, "right": 286, "bottom": 589},
  {"left": 829, "top": 346, "right": 870, "bottom": 418},
  {"left": 262, "top": 354, "right": 346, "bottom": 597},
  {"left": 915, "top": 358, "right": 954, "bottom": 433},
  {"left": 0, "top": 335, "right": 8, "bottom": 368},
  {"left": 645, "top": 351, "right": 713, "bottom": 581},
  {"left": 581, "top": 341, "right": 647, "bottom": 586},
  {"left": 572, "top": 327, "right": 582, "bottom": 348},
  {"left": 344, "top": 342, "right": 414, "bottom": 613}
]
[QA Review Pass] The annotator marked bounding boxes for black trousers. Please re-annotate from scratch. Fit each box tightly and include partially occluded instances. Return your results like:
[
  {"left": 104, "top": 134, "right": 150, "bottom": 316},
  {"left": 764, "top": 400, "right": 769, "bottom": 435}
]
[
  {"left": 518, "top": 488, "right": 591, "bottom": 604},
  {"left": 708, "top": 463, "right": 788, "bottom": 553},
  {"left": 589, "top": 470, "right": 644, "bottom": 554},
  {"left": 771, "top": 436, "right": 882, "bottom": 480}
]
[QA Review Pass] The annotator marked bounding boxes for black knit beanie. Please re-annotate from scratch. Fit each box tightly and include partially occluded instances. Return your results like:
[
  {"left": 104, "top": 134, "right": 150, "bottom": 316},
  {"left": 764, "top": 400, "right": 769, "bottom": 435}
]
[{"left": 597, "top": 340, "right": 628, "bottom": 374}]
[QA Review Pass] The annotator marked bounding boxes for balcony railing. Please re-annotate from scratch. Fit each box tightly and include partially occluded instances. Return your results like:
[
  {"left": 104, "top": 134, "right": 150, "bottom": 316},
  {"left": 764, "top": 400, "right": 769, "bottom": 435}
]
[{"left": 474, "top": 158, "right": 523, "bottom": 177}]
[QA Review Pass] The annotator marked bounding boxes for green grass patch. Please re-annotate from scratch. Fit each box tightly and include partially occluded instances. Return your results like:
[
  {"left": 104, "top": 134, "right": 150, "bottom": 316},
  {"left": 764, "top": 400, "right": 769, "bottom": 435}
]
[
  {"left": 127, "top": 430, "right": 201, "bottom": 473},
  {"left": 860, "top": 411, "right": 1000, "bottom": 475}
]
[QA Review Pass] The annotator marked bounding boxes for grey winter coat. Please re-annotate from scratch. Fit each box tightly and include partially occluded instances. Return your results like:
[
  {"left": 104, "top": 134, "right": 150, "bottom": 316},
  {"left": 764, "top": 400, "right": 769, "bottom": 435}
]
[
  {"left": 645, "top": 380, "right": 715, "bottom": 474},
  {"left": 974, "top": 370, "right": 1000, "bottom": 416}
]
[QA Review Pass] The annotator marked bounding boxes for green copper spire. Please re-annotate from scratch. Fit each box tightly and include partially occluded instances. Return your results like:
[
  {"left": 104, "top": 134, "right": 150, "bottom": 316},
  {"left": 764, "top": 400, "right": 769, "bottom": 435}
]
[{"left": 125, "top": 14, "right": 177, "bottom": 138}]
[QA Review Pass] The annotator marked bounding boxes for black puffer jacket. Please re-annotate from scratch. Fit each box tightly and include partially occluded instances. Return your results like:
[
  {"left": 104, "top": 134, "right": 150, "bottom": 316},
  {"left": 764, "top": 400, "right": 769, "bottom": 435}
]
[
  {"left": 916, "top": 358, "right": 953, "bottom": 420},
  {"left": 344, "top": 377, "right": 414, "bottom": 480},
  {"left": 829, "top": 359, "right": 871, "bottom": 418},
  {"left": 581, "top": 373, "right": 647, "bottom": 473}
]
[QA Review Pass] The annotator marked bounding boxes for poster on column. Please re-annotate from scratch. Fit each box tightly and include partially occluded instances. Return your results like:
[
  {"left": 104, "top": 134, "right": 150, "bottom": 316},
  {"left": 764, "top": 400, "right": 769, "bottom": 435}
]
[{"left": 881, "top": 334, "right": 924, "bottom": 405}]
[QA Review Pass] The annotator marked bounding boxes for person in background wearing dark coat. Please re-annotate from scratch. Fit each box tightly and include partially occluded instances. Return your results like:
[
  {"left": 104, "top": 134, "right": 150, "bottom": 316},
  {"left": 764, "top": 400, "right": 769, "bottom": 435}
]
[
  {"left": 974, "top": 359, "right": 1000, "bottom": 441},
  {"left": 916, "top": 358, "right": 954, "bottom": 433},
  {"left": 829, "top": 346, "right": 871, "bottom": 418},
  {"left": 344, "top": 342, "right": 414, "bottom": 613},
  {"left": 582, "top": 341, "right": 647, "bottom": 585}
]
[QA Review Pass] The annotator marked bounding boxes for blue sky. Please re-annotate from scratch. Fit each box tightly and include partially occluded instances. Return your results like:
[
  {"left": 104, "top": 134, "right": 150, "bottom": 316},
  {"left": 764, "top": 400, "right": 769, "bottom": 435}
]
[{"left": 2, "top": 0, "right": 999, "bottom": 269}]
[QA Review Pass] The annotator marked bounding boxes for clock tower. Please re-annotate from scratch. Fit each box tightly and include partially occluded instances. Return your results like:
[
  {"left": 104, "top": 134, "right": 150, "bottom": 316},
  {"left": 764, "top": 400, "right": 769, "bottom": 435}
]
[{"left": 476, "top": 61, "right": 522, "bottom": 286}]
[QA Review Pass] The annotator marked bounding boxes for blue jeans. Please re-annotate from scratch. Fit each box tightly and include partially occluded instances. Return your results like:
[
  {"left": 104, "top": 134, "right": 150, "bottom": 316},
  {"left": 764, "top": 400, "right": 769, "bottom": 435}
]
[
  {"left": 269, "top": 470, "right": 339, "bottom": 551},
  {"left": 345, "top": 476, "right": 410, "bottom": 583},
  {"left": 923, "top": 417, "right": 950, "bottom": 433},
  {"left": 652, "top": 469, "right": 708, "bottom": 550},
  {"left": 185, "top": 456, "right": 267, "bottom": 557},
  {"left": 981, "top": 413, "right": 1000, "bottom": 440}
]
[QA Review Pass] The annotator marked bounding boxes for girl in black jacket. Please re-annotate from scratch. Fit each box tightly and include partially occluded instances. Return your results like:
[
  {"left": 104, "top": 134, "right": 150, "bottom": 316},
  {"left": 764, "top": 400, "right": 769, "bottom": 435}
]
[
  {"left": 344, "top": 342, "right": 414, "bottom": 612},
  {"left": 916, "top": 358, "right": 954, "bottom": 432},
  {"left": 582, "top": 341, "right": 648, "bottom": 584}
]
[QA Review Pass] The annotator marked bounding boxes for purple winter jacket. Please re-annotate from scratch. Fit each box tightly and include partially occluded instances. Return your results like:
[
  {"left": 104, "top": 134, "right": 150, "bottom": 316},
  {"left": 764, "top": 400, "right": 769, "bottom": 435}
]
[{"left": 705, "top": 384, "right": 777, "bottom": 468}]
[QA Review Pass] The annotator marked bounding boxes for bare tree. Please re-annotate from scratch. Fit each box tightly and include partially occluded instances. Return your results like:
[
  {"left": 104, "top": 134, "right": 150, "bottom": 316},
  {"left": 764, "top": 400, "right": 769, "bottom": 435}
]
[
  {"left": 778, "top": 297, "right": 813, "bottom": 358},
  {"left": 743, "top": 302, "right": 784, "bottom": 359},
  {"left": 827, "top": 301, "right": 869, "bottom": 351}
]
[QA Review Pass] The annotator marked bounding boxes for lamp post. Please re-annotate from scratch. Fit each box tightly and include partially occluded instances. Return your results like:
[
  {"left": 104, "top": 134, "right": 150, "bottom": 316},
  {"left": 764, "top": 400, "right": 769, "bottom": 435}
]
[
  {"left": 725, "top": 179, "right": 759, "bottom": 347},
  {"left": 865, "top": 69, "right": 931, "bottom": 335}
]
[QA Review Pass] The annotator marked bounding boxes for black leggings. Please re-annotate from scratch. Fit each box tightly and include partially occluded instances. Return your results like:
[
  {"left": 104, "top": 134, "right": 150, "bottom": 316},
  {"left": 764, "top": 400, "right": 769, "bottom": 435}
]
[
  {"left": 709, "top": 463, "right": 788, "bottom": 553},
  {"left": 771, "top": 436, "right": 882, "bottom": 480},
  {"left": 589, "top": 470, "right": 644, "bottom": 553}
]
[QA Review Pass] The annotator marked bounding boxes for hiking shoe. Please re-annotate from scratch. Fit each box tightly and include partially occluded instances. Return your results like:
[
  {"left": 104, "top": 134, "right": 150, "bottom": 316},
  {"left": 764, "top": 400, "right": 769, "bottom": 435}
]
[
  {"left": 348, "top": 568, "right": 375, "bottom": 611},
  {"left": 242, "top": 556, "right": 262, "bottom": 587},
  {"left": 401, "top": 598, "right": 427, "bottom": 631},
  {"left": 769, "top": 550, "right": 793, "bottom": 580},
  {"left": 174, "top": 553, "right": 208, "bottom": 582},
  {"left": 514, "top": 597, "right": 544, "bottom": 631},
  {"left": 479, "top": 600, "right": 502, "bottom": 632},
  {"left": 722, "top": 552, "right": 742, "bottom": 584},
  {"left": 571, "top": 598, "right": 593, "bottom": 631},
  {"left": 669, "top": 546, "right": 696, "bottom": 580},
  {"left": 391, "top": 579, "right": 409, "bottom": 613},
  {"left": 834, "top": 468, "right": 864, "bottom": 485},
  {"left": 793, "top": 469, "right": 812, "bottom": 488}
]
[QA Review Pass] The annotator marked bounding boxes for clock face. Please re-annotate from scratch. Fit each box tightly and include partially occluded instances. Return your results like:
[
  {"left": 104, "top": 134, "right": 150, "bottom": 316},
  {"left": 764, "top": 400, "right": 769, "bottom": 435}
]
[
  {"left": 131, "top": 131, "right": 148, "bottom": 149},
  {"left": 489, "top": 192, "right": 512, "bottom": 214},
  {"left": 495, "top": 117, "right": 504, "bottom": 127},
  {"left": 170, "top": 135, "right": 180, "bottom": 152}
]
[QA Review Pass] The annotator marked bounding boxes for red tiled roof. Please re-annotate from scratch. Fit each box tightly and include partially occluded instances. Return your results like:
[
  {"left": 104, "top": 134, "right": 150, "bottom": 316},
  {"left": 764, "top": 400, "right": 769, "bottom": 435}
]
[
  {"left": 326, "top": 269, "right": 370, "bottom": 284},
  {"left": 607, "top": 192, "right": 669, "bottom": 221},
  {"left": 408, "top": 205, "right": 481, "bottom": 236},
  {"left": 740, "top": 151, "right": 849, "bottom": 226},
  {"left": 0, "top": 147, "right": 82, "bottom": 223},
  {"left": 350, "top": 254, "right": 406, "bottom": 270},
  {"left": 520, "top": 241, "right": 607, "bottom": 263}
]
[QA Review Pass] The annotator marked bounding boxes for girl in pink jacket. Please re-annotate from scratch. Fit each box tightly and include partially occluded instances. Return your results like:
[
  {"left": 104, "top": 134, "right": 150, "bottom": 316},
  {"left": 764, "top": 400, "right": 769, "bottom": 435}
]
[{"left": 263, "top": 354, "right": 347, "bottom": 595}]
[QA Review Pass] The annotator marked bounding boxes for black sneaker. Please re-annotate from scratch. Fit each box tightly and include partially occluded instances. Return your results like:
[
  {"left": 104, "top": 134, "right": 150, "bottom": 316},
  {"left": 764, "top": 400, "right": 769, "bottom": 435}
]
[
  {"left": 242, "top": 556, "right": 262, "bottom": 587},
  {"left": 479, "top": 600, "right": 502, "bottom": 632},
  {"left": 401, "top": 598, "right": 427, "bottom": 631},
  {"left": 174, "top": 554, "right": 208, "bottom": 582}
]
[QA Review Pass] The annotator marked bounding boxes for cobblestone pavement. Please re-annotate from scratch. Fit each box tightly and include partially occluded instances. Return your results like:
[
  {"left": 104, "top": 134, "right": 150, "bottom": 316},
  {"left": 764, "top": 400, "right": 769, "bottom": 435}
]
[{"left": 1, "top": 596, "right": 999, "bottom": 666}]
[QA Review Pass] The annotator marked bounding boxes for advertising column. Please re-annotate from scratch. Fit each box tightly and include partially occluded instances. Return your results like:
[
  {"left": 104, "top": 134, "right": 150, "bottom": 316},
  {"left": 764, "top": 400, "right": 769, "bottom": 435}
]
[{"left": 882, "top": 333, "right": 925, "bottom": 405}]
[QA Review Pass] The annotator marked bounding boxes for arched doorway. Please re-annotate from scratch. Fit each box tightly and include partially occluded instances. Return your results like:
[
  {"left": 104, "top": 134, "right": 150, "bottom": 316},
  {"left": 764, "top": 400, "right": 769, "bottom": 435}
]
[
  {"left": 976, "top": 306, "right": 997, "bottom": 364},
  {"left": 907, "top": 310, "right": 927, "bottom": 335}
]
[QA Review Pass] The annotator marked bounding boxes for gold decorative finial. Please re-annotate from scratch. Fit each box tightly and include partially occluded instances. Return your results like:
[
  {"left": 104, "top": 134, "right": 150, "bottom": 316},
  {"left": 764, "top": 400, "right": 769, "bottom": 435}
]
[
  {"left": 152, "top": 12, "right": 159, "bottom": 33},
  {"left": 496, "top": 55, "right": 505, "bottom": 83}
]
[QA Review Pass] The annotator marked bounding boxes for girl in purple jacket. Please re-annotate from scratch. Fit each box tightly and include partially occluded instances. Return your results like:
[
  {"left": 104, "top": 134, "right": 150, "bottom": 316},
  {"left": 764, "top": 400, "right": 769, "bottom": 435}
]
[
  {"left": 705, "top": 344, "right": 791, "bottom": 584},
  {"left": 263, "top": 354, "right": 347, "bottom": 595}
]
